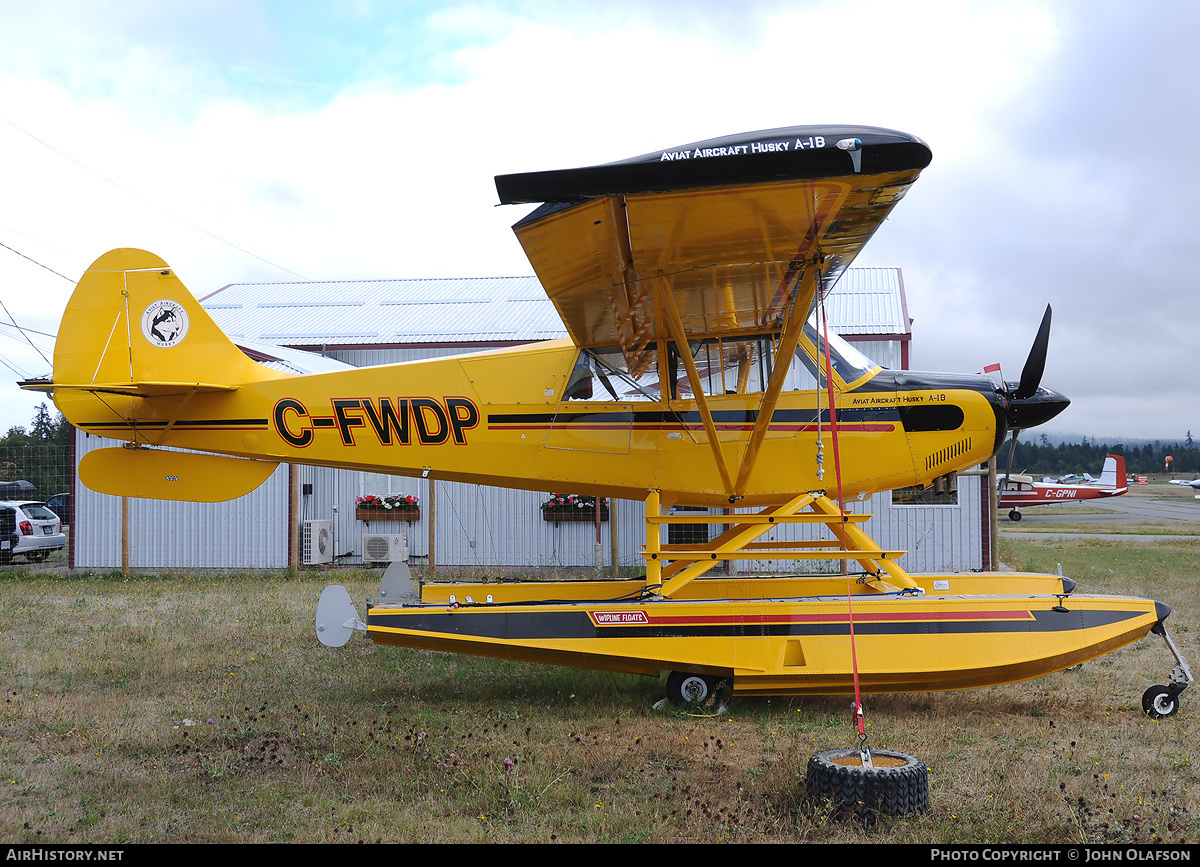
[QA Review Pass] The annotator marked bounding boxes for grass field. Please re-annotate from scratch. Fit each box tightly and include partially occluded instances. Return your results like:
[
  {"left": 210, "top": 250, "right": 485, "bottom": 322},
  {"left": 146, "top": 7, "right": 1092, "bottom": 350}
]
[{"left": 1, "top": 538, "right": 1196, "bottom": 844}]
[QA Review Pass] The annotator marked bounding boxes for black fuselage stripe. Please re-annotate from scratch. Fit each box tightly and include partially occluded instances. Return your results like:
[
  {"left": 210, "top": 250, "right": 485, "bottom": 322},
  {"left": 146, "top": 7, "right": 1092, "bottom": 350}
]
[
  {"left": 369, "top": 608, "right": 1141, "bottom": 640},
  {"left": 487, "top": 408, "right": 901, "bottom": 425},
  {"left": 83, "top": 419, "right": 269, "bottom": 429}
]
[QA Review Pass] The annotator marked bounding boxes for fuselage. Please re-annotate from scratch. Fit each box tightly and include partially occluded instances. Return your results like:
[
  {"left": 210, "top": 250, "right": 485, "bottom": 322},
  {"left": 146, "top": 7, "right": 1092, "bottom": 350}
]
[
  {"left": 999, "top": 454, "right": 1127, "bottom": 511},
  {"left": 999, "top": 479, "right": 1126, "bottom": 508},
  {"left": 58, "top": 335, "right": 1011, "bottom": 507}
]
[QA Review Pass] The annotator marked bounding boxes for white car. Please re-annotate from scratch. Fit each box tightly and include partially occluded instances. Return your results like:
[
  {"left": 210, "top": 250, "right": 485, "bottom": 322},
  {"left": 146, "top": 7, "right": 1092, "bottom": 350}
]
[{"left": 2, "top": 501, "right": 66, "bottom": 563}]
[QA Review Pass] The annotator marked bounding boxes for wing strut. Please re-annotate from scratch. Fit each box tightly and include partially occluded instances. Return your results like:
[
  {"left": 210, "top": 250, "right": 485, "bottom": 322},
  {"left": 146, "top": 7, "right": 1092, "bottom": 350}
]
[
  {"left": 732, "top": 262, "right": 820, "bottom": 496},
  {"left": 655, "top": 275, "right": 735, "bottom": 496},
  {"left": 154, "top": 384, "right": 199, "bottom": 445}
]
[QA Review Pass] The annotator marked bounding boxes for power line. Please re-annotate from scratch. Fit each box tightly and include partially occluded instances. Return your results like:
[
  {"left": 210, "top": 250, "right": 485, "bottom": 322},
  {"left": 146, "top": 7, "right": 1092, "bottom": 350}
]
[
  {"left": 0, "top": 239, "right": 74, "bottom": 282},
  {"left": 0, "top": 320, "right": 55, "bottom": 340},
  {"left": 1, "top": 114, "right": 309, "bottom": 281},
  {"left": 0, "top": 241, "right": 61, "bottom": 365},
  {"left": 0, "top": 349, "right": 30, "bottom": 378},
  {"left": 0, "top": 297, "right": 52, "bottom": 367}
]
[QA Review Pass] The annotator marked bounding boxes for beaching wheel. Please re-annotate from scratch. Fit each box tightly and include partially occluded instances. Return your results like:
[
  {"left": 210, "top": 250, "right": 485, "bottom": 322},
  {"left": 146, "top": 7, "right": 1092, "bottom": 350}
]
[
  {"left": 665, "top": 671, "right": 727, "bottom": 709},
  {"left": 1142, "top": 685, "right": 1179, "bottom": 719},
  {"left": 805, "top": 748, "right": 929, "bottom": 823}
]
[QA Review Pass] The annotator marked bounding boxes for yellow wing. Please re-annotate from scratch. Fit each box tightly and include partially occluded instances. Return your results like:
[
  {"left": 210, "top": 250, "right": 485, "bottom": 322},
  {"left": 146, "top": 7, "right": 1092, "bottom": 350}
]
[{"left": 496, "top": 125, "right": 931, "bottom": 353}]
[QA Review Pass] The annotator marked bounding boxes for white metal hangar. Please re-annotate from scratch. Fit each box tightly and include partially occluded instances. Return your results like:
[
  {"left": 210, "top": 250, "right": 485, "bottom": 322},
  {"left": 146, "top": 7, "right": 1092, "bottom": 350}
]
[{"left": 67, "top": 268, "right": 992, "bottom": 573}]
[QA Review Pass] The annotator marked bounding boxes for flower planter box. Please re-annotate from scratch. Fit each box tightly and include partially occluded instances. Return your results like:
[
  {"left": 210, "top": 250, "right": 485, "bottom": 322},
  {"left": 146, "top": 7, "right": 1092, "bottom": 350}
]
[
  {"left": 356, "top": 508, "right": 420, "bottom": 523},
  {"left": 542, "top": 507, "right": 609, "bottom": 524}
]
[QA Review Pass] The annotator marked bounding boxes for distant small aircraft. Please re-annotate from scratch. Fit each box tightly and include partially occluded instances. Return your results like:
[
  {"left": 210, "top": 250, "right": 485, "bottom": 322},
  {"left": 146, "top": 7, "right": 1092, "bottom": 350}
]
[
  {"left": 999, "top": 454, "right": 1127, "bottom": 521},
  {"left": 1169, "top": 477, "right": 1200, "bottom": 498}
]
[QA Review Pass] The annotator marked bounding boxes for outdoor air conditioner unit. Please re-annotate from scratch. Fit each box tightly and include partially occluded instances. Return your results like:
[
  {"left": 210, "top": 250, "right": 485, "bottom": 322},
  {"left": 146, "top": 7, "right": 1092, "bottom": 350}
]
[
  {"left": 362, "top": 532, "right": 408, "bottom": 565},
  {"left": 302, "top": 519, "right": 334, "bottom": 565}
]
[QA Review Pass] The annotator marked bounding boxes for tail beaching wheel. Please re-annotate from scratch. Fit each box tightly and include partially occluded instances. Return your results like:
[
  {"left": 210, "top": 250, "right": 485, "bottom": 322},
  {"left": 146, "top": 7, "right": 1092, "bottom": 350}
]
[
  {"left": 1142, "top": 685, "right": 1180, "bottom": 719},
  {"left": 805, "top": 748, "right": 929, "bottom": 823}
]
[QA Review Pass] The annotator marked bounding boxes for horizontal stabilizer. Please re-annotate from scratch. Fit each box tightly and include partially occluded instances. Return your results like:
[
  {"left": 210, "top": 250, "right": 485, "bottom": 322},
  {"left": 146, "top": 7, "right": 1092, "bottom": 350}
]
[
  {"left": 44, "top": 381, "right": 239, "bottom": 398},
  {"left": 79, "top": 447, "right": 277, "bottom": 502}
]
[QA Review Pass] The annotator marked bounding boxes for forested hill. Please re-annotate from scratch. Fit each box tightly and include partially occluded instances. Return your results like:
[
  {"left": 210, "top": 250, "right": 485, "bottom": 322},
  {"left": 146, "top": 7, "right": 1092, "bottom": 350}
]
[{"left": 999, "top": 435, "right": 1200, "bottom": 477}]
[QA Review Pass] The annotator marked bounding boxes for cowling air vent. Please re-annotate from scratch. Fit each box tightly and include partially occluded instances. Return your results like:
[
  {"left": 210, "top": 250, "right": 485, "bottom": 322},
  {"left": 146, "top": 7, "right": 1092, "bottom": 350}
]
[{"left": 926, "top": 438, "right": 972, "bottom": 472}]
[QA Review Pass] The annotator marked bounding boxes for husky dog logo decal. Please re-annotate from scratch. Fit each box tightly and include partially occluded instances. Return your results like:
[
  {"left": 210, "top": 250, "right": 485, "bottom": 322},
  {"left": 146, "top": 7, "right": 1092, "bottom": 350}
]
[{"left": 141, "top": 299, "right": 189, "bottom": 348}]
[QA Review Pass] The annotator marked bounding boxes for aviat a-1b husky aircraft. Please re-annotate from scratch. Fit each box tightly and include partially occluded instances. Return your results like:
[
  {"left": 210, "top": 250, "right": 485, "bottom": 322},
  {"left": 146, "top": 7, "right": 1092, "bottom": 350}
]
[{"left": 33, "top": 125, "right": 1192, "bottom": 716}]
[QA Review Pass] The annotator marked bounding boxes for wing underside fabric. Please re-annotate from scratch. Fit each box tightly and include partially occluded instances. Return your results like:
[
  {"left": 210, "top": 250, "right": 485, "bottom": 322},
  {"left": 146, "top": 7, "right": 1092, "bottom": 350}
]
[{"left": 497, "top": 125, "right": 931, "bottom": 350}]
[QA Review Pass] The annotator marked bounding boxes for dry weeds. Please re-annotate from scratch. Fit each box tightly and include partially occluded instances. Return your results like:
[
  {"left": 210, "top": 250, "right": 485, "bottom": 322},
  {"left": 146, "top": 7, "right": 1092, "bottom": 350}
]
[{"left": 0, "top": 546, "right": 1195, "bottom": 844}]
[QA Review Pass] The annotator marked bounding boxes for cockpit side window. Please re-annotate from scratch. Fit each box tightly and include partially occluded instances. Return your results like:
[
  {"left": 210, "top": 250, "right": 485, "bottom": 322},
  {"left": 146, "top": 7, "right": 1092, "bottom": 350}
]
[
  {"left": 563, "top": 353, "right": 595, "bottom": 401},
  {"left": 563, "top": 348, "right": 660, "bottom": 402},
  {"left": 563, "top": 323, "right": 879, "bottom": 403}
]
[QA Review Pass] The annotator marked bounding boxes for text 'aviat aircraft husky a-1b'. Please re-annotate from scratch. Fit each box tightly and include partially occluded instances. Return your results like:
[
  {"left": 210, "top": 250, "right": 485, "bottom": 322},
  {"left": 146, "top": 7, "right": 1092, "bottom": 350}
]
[{"left": 31, "top": 125, "right": 1192, "bottom": 718}]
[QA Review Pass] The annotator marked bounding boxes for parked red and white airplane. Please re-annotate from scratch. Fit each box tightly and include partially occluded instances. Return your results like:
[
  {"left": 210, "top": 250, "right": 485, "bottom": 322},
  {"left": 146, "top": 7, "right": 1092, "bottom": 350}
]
[{"left": 999, "top": 454, "right": 1128, "bottom": 521}]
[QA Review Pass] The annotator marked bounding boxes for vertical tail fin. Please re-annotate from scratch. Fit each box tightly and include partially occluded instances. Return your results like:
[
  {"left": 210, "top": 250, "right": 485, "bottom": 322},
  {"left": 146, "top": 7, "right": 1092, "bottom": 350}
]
[
  {"left": 44, "top": 249, "right": 285, "bottom": 502},
  {"left": 53, "top": 248, "right": 274, "bottom": 394},
  {"left": 51, "top": 248, "right": 283, "bottom": 417},
  {"left": 1099, "top": 454, "right": 1126, "bottom": 490}
]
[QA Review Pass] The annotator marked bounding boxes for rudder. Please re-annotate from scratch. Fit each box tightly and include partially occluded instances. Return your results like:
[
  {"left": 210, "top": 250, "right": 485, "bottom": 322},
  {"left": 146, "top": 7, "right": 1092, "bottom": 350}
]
[
  {"left": 1099, "top": 454, "right": 1126, "bottom": 490},
  {"left": 53, "top": 248, "right": 277, "bottom": 396}
]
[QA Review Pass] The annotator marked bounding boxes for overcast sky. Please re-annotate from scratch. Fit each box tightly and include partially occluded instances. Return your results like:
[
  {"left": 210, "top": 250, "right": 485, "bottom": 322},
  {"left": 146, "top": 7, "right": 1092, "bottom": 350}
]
[{"left": 1, "top": 0, "right": 1195, "bottom": 447}]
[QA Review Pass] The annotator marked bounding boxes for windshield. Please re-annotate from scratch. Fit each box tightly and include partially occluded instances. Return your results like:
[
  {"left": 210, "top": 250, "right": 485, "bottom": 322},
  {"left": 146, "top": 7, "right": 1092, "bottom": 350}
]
[{"left": 802, "top": 312, "right": 879, "bottom": 385}]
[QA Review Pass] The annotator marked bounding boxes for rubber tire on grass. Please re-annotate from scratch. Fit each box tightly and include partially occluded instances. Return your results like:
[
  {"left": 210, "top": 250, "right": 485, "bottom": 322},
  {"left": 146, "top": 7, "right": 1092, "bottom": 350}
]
[
  {"left": 805, "top": 748, "right": 928, "bottom": 824},
  {"left": 1142, "top": 685, "right": 1179, "bottom": 719},
  {"left": 665, "top": 671, "right": 728, "bottom": 710}
]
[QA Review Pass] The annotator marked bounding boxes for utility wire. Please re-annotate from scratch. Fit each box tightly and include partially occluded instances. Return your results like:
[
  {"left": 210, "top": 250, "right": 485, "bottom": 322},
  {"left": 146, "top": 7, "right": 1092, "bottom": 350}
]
[
  {"left": 0, "top": 239, "right": 74, "bottom": 282},
  {"left": 0, "top": 320, "right": 56, "bottom": 340},
  {"left": 0, "top": 296, "right": 52, "bottom": 367},
  {"left": 0, "top": 331, "right": 54, "bottom": 365},
  {"left": 0, "top": 349, "right": 30, "bottom": 378},
  {"left": 1, "top": 114, "right": 309, "bottom": 281},
  {"left": 0, "top": 239, "right": 63, "bottom": 366}
]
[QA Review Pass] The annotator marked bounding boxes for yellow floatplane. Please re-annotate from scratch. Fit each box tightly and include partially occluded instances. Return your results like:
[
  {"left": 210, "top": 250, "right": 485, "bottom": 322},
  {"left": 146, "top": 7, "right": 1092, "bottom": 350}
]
[{"left": 30, "top": 125, "right": 1191, "bottom": 715}]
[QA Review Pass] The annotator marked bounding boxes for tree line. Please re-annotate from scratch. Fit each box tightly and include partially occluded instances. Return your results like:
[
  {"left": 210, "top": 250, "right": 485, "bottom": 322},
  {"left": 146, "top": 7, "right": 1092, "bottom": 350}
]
[{"left": 997, "top": 433, "right": 1200, "bottom": 478}]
